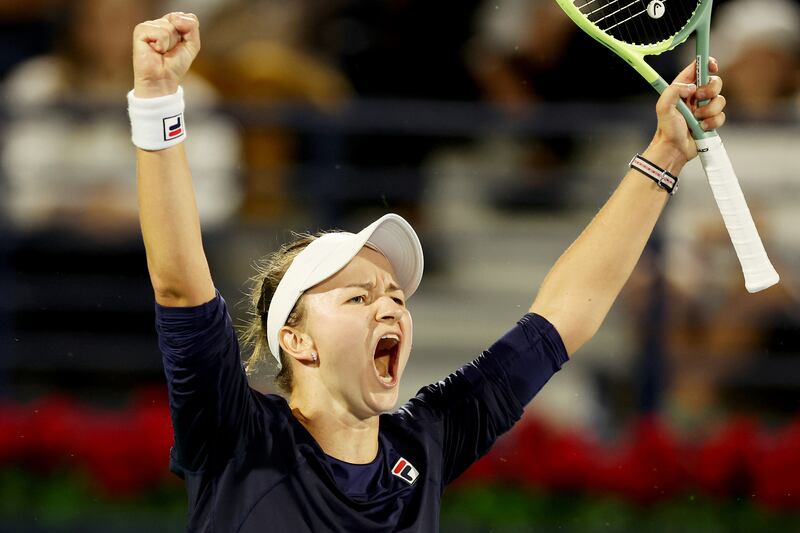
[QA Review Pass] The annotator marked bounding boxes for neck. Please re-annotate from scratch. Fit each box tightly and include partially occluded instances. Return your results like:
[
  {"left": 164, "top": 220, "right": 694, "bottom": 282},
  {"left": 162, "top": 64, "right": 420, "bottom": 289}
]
[{"left": 289, "top": 391, "right": 380, "bottom": 464}]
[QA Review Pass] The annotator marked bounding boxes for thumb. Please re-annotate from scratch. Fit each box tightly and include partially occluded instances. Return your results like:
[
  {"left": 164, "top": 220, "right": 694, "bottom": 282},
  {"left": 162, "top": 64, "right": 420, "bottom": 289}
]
[{"left": 656, "top": 82, "right": 696, "bottom": 117}]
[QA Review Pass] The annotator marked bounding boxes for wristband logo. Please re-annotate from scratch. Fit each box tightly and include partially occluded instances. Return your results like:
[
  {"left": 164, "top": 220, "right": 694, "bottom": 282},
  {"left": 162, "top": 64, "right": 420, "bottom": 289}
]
[{"left": 162, "top": 114, "right": 185, "bottom": 141}]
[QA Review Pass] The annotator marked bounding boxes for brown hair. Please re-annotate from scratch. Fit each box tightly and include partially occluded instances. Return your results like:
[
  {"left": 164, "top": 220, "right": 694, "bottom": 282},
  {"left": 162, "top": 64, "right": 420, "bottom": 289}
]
[{"left": 241, "top": 233, "right": 320, "bottom": 394}]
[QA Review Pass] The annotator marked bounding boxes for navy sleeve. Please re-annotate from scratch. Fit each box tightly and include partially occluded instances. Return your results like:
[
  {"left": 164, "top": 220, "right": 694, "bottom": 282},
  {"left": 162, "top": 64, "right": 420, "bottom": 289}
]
[
  {"left": 156, "top": 292, "right": 260, "bottom": 477},
  {"left": 491, "top": 313, "right": 570, "bottom": 405},
  {"left": 398, "top": 313, "right": 568, "bottom": 486}
]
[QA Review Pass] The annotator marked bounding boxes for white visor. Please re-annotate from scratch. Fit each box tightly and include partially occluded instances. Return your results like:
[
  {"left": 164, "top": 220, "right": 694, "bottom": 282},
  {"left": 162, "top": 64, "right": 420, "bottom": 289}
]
[{"left": 266, "top": 213, "right": 424, "bottom": 368}]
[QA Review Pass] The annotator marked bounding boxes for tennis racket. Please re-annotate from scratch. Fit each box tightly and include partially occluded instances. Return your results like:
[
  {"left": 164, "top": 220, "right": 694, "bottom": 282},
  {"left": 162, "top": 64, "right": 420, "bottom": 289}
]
[{"left": 554, "top": 0, "right": 779, "bottom": 293}]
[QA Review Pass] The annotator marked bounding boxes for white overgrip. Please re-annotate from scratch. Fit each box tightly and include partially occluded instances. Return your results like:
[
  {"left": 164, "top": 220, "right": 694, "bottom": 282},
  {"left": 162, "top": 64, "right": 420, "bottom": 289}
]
[{"left": 695, "top": 136, "right": 780, "bottom": 293}]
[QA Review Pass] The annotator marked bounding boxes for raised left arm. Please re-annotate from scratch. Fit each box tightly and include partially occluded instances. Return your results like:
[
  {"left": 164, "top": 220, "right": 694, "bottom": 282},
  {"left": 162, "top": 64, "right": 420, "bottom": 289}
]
[{"left": 530, "top": 61, "right": 726, "bottom": 355}]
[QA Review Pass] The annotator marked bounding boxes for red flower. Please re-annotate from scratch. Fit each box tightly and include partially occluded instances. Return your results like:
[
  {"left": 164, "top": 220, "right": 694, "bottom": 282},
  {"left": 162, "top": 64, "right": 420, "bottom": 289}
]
[
  {"left": 591, "top": 417, "right": 686, "bottom": 504},
  {"left": 74, "top": 387, "right": 173, "bottom": 496},
  {"left": 0, "top": 400, "right": 32, "bottom": 464},
  {"left": 0, "top": 388, "right": 174, "bottom": 497},
  {"left": 690, "top": 417, "right": 761, "bottom": 498},
  {"left": 3, "top": 389, "right": 800, "bottom": 509},
  {"left": 753, "top": 419, "right": 800, "bottom": 509},
  {"left": 25, "top": 396, "right": 84, "bottom": 473},
  {"left": 513, "top": 419, "right": 596, "bottom": 492}
]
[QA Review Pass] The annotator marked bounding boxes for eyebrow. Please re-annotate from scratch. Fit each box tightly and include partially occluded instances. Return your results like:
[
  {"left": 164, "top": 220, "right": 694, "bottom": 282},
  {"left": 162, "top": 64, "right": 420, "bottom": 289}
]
[{"left": 345, "top": 281, "right": 403, "bottom": 293}]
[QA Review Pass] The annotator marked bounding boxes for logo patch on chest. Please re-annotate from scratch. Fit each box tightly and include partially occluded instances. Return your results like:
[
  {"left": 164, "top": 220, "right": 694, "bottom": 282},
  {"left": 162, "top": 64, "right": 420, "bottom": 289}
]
[{"left": 391, "top": 457, "right": 419, "bottom": 485}]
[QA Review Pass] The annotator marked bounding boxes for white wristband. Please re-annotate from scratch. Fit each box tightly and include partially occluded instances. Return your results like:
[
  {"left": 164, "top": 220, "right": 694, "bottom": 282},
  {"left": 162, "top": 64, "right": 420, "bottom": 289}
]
[{"left": 127, "top": 86, "right": 186, "bottom": 151}]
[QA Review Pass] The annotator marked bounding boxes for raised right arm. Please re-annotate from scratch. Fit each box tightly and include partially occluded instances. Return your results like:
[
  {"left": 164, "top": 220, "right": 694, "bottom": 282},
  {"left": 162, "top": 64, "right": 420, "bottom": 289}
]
[{"left": 133, "top": 12, "right": 214, "bottom": 307}]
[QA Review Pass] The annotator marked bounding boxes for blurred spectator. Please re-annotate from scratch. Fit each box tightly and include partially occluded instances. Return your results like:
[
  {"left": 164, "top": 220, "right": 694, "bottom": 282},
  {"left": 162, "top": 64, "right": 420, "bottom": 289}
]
[
  {"left": 305, "top": 0, "right": 482, "bottom": 230},
  {"left": 616, "top": 0, "right": 800, "bottom": 436},
  {"left": 624, "top": 216, "right": 800, "bottom": 437},
  {"left": 1, "top": 0, "right": 241, "bottom": 236},
  {"left": 469, "top": 0, "right": 579, "bottom": 110},
  {"left": 322, "top": 0, "right": 481, "bottom": 101},
  {"left": 711, "top": 0, "right": 800, "bottom": 120},
  {"left": 196, "top": 0, "right": 352, "bottom": 222},
  {"left": 194, "top": 0, "right": 484, "bottom": 238},
  {"left": 0, "top": 0, "right": 65, "bottom": 80},
  {"left": 0, "top": 0, "right": 242, "bottom": 395},
  {"left": 464, "top": 0, "right": 658, "bottom": 211},
  {"left": 668, "top": 0, "right": 800, "bottom": 287}
]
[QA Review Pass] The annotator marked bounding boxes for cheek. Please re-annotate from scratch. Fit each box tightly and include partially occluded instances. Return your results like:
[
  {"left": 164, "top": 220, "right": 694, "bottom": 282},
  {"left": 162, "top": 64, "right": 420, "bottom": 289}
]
[
  {"left": 398, "top": 313, "right": 414, "bottom": 370},
  {"left": 310, "top": 306, "right": 370, "bottom": 363}
]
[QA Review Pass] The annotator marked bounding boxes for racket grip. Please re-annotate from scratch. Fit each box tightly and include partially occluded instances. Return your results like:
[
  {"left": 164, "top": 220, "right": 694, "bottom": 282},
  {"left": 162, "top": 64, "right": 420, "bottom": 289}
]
[{"left": 696, "top": 136, "right": 780, "bottom": 293}]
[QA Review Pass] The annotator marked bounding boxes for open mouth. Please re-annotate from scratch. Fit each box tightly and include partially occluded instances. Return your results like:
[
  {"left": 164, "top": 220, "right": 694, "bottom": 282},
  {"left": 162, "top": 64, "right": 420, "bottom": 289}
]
[{"left": 373, "top": 334, "right": 400, "bottom": 387}]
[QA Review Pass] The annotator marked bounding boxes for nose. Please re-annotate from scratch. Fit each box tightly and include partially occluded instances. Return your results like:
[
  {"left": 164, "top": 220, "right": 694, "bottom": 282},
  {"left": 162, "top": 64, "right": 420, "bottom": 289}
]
[{"left": 375, "top": 296, "right": 404, "bottom": 323}]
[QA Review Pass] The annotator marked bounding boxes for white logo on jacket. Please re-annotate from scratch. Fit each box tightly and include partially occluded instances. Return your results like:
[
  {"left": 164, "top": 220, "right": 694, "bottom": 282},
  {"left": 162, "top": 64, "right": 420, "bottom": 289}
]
[{"left": 391, "top": 457, "right": 419, "bottom": 485}]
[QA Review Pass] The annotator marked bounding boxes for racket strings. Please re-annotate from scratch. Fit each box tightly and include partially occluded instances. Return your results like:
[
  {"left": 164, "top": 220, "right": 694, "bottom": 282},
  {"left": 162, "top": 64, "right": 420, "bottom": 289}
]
[
  {"left": 573, "top": 0, "right": 699, "bottom": 46},
  {"left": 584, "top": 0, "right": 640, "bottom": 43}
]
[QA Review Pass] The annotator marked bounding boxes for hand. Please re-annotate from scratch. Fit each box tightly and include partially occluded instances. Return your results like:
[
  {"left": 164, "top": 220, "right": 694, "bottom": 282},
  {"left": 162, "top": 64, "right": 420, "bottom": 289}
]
[
  {"left": 646, "top": 58, "right": 726, "bottom": 172},
  {"left": 132, "top": 12, "right": 201, "bottom": 98}
]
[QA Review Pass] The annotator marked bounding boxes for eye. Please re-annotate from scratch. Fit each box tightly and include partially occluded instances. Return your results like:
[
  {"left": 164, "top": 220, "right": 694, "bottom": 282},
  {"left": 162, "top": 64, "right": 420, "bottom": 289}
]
[
  {"left": 348, "top": 295, "right": 366, "bottom": 304},
  {"left": 392, "top": 297, "right": 405, "bottom": 306}
]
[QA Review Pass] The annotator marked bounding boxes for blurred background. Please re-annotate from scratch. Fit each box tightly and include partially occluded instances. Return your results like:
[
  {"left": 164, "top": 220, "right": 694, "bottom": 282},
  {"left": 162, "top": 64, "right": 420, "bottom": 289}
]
[{"left": 1, "top": 0, "right": 799, "bottom": 531}]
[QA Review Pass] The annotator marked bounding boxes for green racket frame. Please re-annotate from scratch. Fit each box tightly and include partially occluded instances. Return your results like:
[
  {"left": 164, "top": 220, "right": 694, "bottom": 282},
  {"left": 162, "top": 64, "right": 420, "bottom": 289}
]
[
  {"left": 554, "top": 0, "right": 780, "bottom": 293},
  {"left": 555, "top": 0, "right": 715, "bottom": 139}
]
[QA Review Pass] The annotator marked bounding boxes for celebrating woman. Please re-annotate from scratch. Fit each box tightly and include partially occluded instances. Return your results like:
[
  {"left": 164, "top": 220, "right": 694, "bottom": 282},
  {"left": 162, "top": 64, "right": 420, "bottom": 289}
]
[{"left": 130, "top": 11, "right": 726, "bottom": 532}]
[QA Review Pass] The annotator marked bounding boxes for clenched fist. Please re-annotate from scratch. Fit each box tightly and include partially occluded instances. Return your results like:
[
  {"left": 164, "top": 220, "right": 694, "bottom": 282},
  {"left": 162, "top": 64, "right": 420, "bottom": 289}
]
[{"left": 133, "top": 12, "right": 200, "bottom": 98}]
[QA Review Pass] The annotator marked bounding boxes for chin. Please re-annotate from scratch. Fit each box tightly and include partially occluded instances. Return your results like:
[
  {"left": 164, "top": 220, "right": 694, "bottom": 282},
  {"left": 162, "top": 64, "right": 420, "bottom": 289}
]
[{"left": 364, "top": 387, "right": 400, "bottom": 415}]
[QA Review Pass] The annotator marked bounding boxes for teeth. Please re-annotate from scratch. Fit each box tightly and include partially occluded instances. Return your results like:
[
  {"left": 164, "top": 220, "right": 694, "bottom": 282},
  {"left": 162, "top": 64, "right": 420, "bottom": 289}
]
[
  {"left": 381, "top": 334, "right": 399, "bottom": 341},
  {"left": 380, "top": 375, "right": 393, "bottom": 383}
]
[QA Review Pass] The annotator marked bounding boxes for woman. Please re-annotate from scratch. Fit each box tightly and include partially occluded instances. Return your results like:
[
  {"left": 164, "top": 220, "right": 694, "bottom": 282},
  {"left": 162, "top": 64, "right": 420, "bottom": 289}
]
[{"left": 130, "top": 12, "right": 726, "bottom": 532}]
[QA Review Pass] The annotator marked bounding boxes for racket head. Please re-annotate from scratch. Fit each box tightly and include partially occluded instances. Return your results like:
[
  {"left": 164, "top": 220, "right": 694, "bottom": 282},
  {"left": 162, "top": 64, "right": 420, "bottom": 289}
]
[{"left": 555, "top": 0, "right": 713, "bottom": 84}]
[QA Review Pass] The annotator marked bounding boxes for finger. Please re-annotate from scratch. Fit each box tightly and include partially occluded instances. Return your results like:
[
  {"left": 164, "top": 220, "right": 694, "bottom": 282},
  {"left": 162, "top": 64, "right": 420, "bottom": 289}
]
[
  {"left": 700, "top": 111, "right": 726, "bottom": 131},
  {"left": 149, "top": 18, "right": 182, "bottom": 50},
  {"left": 696, "top": 75, "right": 723, "bottom": 101},
  {"left": 135, "top": 19, "right": 180, "bottom": 54},
  {"left": 694, "top": 94, "right": 726, "bottom": 120},
  {"left": 656, "top": 82, "right": 697, "bottom": 116},
  {"left": 134, "top": 22, "right": 170, "bottom": 54},
  {"left": 673, "top": 57, "right": 719, "bottom": 84},
  {"left": 165, "top": 12, "right": 201, "bottom": 48},
  {"left": 672, "top": 60, "right": 697, "bottom": 85}
]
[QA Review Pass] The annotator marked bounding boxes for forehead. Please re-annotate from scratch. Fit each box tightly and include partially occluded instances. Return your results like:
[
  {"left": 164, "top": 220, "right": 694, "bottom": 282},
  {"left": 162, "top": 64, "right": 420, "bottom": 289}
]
[{"left": 307, "top": 247, "right": 400, "bottom": 294}]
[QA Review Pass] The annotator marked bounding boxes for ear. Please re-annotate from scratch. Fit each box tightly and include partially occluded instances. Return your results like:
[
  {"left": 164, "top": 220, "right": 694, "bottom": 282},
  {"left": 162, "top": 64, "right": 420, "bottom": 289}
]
[{"left": 278, "top": 325, "right": 317, "bottom": 365}]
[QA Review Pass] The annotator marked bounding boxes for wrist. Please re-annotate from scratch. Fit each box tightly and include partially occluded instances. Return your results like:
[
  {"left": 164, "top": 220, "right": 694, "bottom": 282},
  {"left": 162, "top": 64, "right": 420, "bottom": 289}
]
[
  {"left": 642, "top": 139, "right": 688, "bottom": 176},
  {"left": 128, "top": 86, "right": 186, "bottom": 151},
  {"left": 629, "top": 154, "right": 678, "bottom": 195},
  {"left": 133, "top": 80, "right": 179, "bottom": 99}
]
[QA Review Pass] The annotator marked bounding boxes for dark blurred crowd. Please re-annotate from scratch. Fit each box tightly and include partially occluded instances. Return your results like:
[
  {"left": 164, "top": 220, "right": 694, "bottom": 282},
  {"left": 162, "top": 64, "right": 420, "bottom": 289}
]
[
  {"left": 0, "top": 0, "right": 665, "bottom": 232},
  {"left": 1, "top": 0, "right": 799, "bottom": 435},
  {"left": 2, "top": 0, "right": 798, "bottom": 228}
]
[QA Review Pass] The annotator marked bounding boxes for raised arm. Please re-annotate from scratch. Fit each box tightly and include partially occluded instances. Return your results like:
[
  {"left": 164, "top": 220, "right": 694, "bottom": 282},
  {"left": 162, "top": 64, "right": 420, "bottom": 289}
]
[
  {"left": 531, "top": 61, "right": 726, "bottom": 355},
  {"left": 132, "top": 12, "right": 214, "bottom": 307}
]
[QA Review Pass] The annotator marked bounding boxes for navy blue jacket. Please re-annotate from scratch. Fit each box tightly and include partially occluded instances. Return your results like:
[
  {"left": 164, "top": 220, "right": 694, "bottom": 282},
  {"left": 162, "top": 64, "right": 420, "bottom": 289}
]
[{"left": 156, "top": 292, "right": 568, "bottom": 532}]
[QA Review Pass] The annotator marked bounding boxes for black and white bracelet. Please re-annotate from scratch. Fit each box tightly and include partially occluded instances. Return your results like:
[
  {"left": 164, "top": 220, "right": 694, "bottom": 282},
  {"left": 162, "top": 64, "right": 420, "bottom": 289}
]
[{"left": 629, "top": 153, "right": 678, "bottom": 195}]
